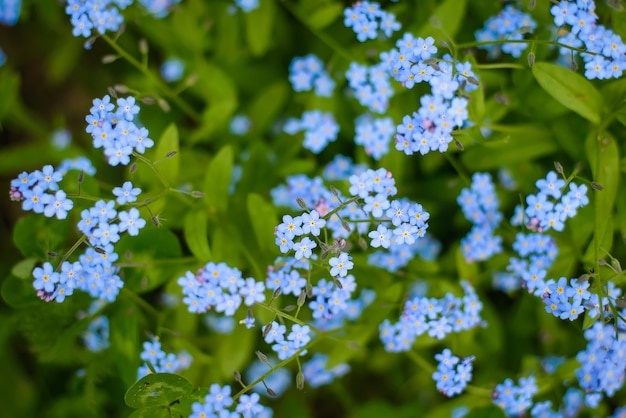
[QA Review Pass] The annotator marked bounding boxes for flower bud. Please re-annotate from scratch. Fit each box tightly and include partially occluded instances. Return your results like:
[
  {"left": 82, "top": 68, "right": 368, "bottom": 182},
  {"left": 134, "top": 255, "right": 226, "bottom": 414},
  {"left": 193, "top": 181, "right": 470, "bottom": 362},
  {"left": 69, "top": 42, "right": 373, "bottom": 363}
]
[{"left": 296, "top": 372, "right": 304, "bottom": 390}]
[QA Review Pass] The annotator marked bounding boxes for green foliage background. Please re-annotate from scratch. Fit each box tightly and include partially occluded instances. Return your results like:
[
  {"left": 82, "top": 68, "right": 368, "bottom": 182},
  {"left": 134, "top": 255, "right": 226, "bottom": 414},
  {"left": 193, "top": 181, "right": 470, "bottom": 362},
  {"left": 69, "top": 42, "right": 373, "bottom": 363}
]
[{"left": 1, "top": 0, "right": 626, "bottom": 417}]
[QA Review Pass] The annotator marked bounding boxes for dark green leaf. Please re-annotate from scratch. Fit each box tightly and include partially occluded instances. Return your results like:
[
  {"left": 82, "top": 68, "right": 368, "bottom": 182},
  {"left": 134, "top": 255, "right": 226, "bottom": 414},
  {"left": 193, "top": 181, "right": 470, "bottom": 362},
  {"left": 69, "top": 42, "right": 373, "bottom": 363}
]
[
  {"left": 532, "top": 62, "right": 603, "bottom": 124},
  {"left": 306, "top": 3, "right": 343, "bottom": 29},
  {"left": 125, "top": 373, "right": 193, "bottom": 409},
  {"left": 13, "top": 215, "right": 72, "bottom": 259},
  {"left": 1, "top": 275, "right": 39, "bottom": 307}
]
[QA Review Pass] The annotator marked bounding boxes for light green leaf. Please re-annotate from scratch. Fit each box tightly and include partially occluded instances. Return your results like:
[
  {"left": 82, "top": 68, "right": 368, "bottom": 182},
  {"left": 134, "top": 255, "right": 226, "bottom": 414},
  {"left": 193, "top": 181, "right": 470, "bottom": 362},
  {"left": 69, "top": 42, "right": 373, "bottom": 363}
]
[
  {"left": 532, "top": 62, "right": 603, "bottom": 124},
  {"left": 110, "top": 298, "right": 140, "bottom": 387},
  {"left": 184, "top": 209, "right": 212, "bottom": 261},
  {"left": 306, "top": 3, "right": 343, "bottom": 29},
  {"left": 248, "top": 82, "right": 289, "bottom": 134},
  {"left": 125, "top": 373, "right": 193, "bottom": 409},
  {"left": 13, "top": 215, "right": 72, "bottom": 259},
  {"left": 11, "top": 258, "right": 38, "bottom": 280},
  {"left": 153, "top": 123, "right": 180, "bottom": 186},
  {"left": 215, "top": 322, "right": 256, "bottom": 379},
  {"left": 245, "top": 0, "right": 275, "bottom": 56},
  {"left": 247, "top": 193, "right": 276, "bottom": 254},
  {"left": 203, "top": 145, "right": 234, "bottom": 214},
  {"left": 418, "top": 0, "right": 467, "bottom": 41},
  {"left": 128, "top": 406, "right": 171, "bottom": 418}
]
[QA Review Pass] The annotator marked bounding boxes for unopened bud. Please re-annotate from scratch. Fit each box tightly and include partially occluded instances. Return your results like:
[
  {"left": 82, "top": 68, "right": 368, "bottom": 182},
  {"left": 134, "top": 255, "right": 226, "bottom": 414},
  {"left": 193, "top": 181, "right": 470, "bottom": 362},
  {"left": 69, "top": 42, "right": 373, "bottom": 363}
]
[
  {"left": 527, "top": 52, "right": 535, "bottom": 67},
  {"left": 77, "top": 170, "right": 84, "bottom": 184},
  {"left": 341, "top": 220, "right": 351, "bottom": 233},
  {"left": 101, "top": 54, "right": 119, "bottom": 64},
  {"left": 359, "top": 236, "right": 368, "bottom": 250},
  {"left": 330, "top": 185, "right": 340, "bottom": 199},
  {"left": 191, "top": 191, "right": 205, "bottom": 198},
  {"left": 126, "top": 250, "right": 132, "bottom": 260},
  {"left": 616, "top": 298, "right": 626, "bottom": 308},
  {"left": 95, "top": 247, "right": 106, "bottom": 254},
  {"left": 266, "top": 387, "right": 277, "bottom": 398},
  {"left": 283, "top": 305, "right": 296, "bottom": 312},
  {"left": 107, "top": 86, "right": 118, "bottom": 98},
  {"left": 255, "top": 350, "right": 270, "bottom": 365},
  {"left": 296, "top": 198, "right": 308, "bottom": 210},
  {"left": 184, "top": 74, "right": 199, "bottom": 86},
  {"left": 612, "top": 259, "right": 622, "bottom": 273},
  {"left": 130, "top": 162, "right": 138, "bottom": 173},
  {"left": 467, "top": 76, "right": 480, "bottom": 86},
  {"left": 306, "top": 283, "right": 313, "bottom": 298},
  {"left": 297, "top": 290, "right": 307, "bottom": 307},
  {"left": 494, "top": 93, "right": 510, "bottom": 105},
  {"left": 151, "top": 216, "right": 160, "bottom": 226},
  {"left": 272, "top": 287, "right": 282, "bottom": 299},
  {"left": 47, "top": 251, "right": 58, "bottom": 258},
  {"left": 233, "top": 370, "right": 243, "bottom": 385},
  {"left": 114, "top": 84, "right": 130, "bottom": 93},
  {"left": 157, "top": 98, "right": 171, "bottom": 112},
  {"left": 141, "top": 96, "right": 156, "bottom": 105},
  {"left": 528, "top": 0, "right": 536, "bottom": 10},
  {"left": 334, "top": 278, "right": 343, "bottom": 289},
  {"left": 576, "top": 274, "right": 590, "bottom": 284},
  {"left": 166, "top": 151, "right": 177, "bottom": 158},
  {"left": 455, "top": 139, "right": 464, "bottom": 151},
  {"left": 591, "top": 182, "right": 603, "bottom": 191},
  {"left": 554, "top": 161, "right": 564, "bottom": 174},
  {"left": 296, "top": 372, "right": 304, "bottom": 390},
  {"left": 599, "top": 259, "right": 608, "bottom": 266},
  {"left": 139, "top": 39, "right": 149, "bottom": 56},
  {"left": 263, "top": 323, "right": 273, "bottom": 337}
]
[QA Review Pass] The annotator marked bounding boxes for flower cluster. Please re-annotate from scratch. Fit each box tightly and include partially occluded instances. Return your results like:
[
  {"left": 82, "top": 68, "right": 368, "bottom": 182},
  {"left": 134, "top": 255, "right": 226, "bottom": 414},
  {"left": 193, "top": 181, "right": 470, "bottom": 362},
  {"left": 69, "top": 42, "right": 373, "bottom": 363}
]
[
  {"left": 457, "top": 172, "right": 503, "bottom": 262},
  {"left": 346, "top": 61, "right": 393, "bottom": 114},
  {"left": 354, "top": 114, "right": 394, "bottom": 160},
  {"left": 475, "top": 5, "right": 537, "bottom": 58},
  {"left": 86, "top": 95, "right": 154, "bottom": 166},
  {"left": 542, "top": 277, "right": 596, "bottom": 320},
  {"left": 81, "top": 301, "right": 110, "bottom": 351},
  {"left": 379, "top": 281, "right": 483, "bottom": 352},
  {"left": 367, "top": 234, "right": 441, "bottom": 273},
  {"left": 178, "top": 261, "right": 266, "bottom": 316},
  {"left": 190, "top": 384, "right": 271, "bottom": 418},
  {"left": 10, "top": 164, "right": 74, "bottom": 220},
  {"left": 137, "top": 0, "right": 181, "bottom": 18},
  {"left": 551, "top": 0, "right": 626, "bottom": 80},
  {"left": 576, "top": 320, "right": 626, "bottom": 397},
  {"left": 496, "top": 232, "right": 558, "bottom": 295},
  {"left": 57, "top": 156, "right": 97, "bottom": 176},
  {"left": 283, "top": 110, "right": 339, "bottom": 154},
  {"left": 432, "top": 349, "right": 474, "bottom": 397},
  {"left": 385, "top": 33, "right": 477, "bottom": 155},
  {"left": 493, "top": 375, "right": 538, "bottom": 416},
  {"left": 263, "top": 322, "right": 311, "bottom": 360},
  {"left": 137, "top": 338, "right": 192, "bottom": 379},
  {"left": 65, "top": 0, "right": 129, "bottom": 38},
  {"left": 512, "top": 171, "right": 589, "bottom": 232},
  {"left": 0, "top": 0, "right": 20, "bottom": 25},
  {"left": 288, "top": 54, "right": 335, "bottom": 97},
  {"left": 302, "top": 353, "right": 350, "bottom": 388},
  {"left": 531, "top": 387, "right": 602, "bottom": 417},
  {"left": 343, "top": 1, "right": 400, "bottom": 42}
]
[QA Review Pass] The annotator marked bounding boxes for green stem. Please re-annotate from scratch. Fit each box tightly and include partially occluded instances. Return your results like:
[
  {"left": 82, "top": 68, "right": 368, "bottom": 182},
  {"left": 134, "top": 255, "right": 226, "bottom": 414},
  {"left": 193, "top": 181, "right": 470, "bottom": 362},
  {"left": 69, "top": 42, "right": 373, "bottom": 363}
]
[
  {"left": 101, "top": 35, "right": 201, "bottom": 122},
  {"left": 444, "top": 153, "right": 471, "bottom": 186},
  {"left": 121, "top": 287, "right": 161, "bottom": 319},
  {"left": 456, "top": 38, "right": 592, "bottom": 56},
  {"left": 475, "top": 63, "right": 526, "bottom": 70}
]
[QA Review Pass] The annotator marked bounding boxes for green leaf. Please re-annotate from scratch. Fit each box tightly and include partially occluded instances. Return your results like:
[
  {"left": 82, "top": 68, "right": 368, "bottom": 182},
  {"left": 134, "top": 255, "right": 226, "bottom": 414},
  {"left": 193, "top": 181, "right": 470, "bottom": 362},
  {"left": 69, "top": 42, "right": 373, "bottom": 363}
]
[
  {"left": 110, "top": 298, "right": 140, "bottom": 387},
  {"left": 417, "top": 0, "right": 467, "bottom": 41},
  {"left": 460, "top": 127, "right": 557, "bottom": 171},
  {"left": 203, "top": 145, "right": 234, "bottom": 215},
  {"left": 464, "top": 405, "right": 507, "bottom": 418},
  {"left": 245, "top": 0, "right": 275, "bottom": 56},
  {"left": 128, "top": 406, "right": 171, "bottom": 418},
  {"left": 1, "top": 275, "right": 39, "bottom": 307},
  {"left": 306, "top": 3, "right": 343, "bottom": 29},
  {"left": 532, "top": 62, "right": 603, "bottom": 124},
  {"left": 114, "top": 227, "right": 183, "bottom": 293},
  {"left": 248, "top": 82, "right": 289, "bottom": 134},
  {"left": 247, "top": 193, "right": 276, "bottom": 254},
  {"left": 13, "top": 215, "right": 72, "bottom": 259},
  {"left": 215, "top": 322, "right": 256, "bottom": 379},
  {"left": 11, "top": 258, "right": 38, "bottom": 280},
  {"left": 125, "top": 373, "right": 193, "bottom": 409},
  {"left": 183, "top": 209, "right": 212, "bottom": 261},
  {"left": 583, "top": 132, "right": 619, "bottom": 264},
  {"left": 153, "top": 123, "right": 180, "bottom": 186}
]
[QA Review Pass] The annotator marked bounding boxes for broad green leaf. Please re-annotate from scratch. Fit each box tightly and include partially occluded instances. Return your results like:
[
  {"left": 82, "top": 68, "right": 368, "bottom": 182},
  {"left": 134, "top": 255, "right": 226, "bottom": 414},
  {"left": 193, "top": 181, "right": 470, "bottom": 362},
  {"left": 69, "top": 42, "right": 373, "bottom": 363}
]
[
  {"left": 128, "top": 406, "right": 171, "bottom": 418},
  {"left": 460, "top": 128, "right": 557, "bottom": 171},
  {"left": 203, "top": 145, "right": 234, "bottom": 214},
  {"left": 153, "top": 123, "right": 180, "bottom": 186},
  {"left": 417, "top": 0, "right": 467, "bottom": 41},
  {"left": 1, "top": 275, "right": 39, "bottom": 307},
  {"left": 215, "top": 322, "right": 256, "bottom": 379},
  {"left": 11, "top": 258, "right": 38, "bottom": 280},
  {"left": 115, "top": 227, "right": 183, "bottom": 293},
  {"left": 306, "top": 3, "right": 343, "bottom": 29},
  {"left": 183, "top": 209, "right": 212, "bottom": 261},
  {"left": 532, "top": 62, "right": 603, "bottom": 124},
  {"left": 582, "top": 309, "right": 598, "bottom": 330},
  {"left": 247, "top": 193, "right": 276, "bottom": 254},
  {"left": 248, "top": 82, "right": 289, "bottom": 134},
  {"left": 13, "top": 215, "right": 72, "bottom": 259},
  {"left": 110, "top": 298, "right": 140, "bottom": 387},
  {"left": 245, "top": 0, "right": 275, "bottom": 56},
  {"left": 125, "top": 373, "right": 193, "bottom": 409},
  {"left": 583, "top": 132, "right": 619, "bottom": 264}
]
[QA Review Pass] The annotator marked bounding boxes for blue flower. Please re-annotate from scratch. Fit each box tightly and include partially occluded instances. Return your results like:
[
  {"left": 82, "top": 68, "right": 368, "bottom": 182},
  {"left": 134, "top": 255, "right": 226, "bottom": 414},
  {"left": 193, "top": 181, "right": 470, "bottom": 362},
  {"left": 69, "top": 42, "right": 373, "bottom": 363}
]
[
  {"left": 118, "top": 208, "right": 146, "bottom": 236},
  {"left": 113, "top": 181, "right": 142, "bottom": 205}
]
